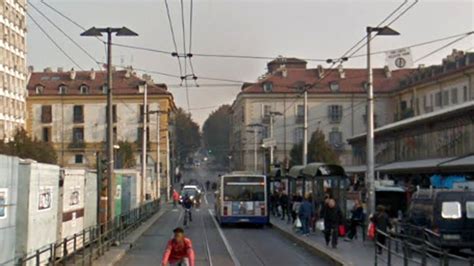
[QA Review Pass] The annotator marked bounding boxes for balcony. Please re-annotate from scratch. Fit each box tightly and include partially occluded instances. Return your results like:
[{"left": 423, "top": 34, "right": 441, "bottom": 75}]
[
  {"left": 261, "top": 115, "right": 270, "bottom": 124},
  {"left": 295, "top": 115, "right": 304, "bottom": 124},
  {"left": 68, "top": 141, "right": 85, "bottom": 150}
]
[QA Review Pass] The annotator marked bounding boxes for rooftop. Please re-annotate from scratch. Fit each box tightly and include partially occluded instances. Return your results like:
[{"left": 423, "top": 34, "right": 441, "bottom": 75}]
[{"left": 27, "top": 68, "right": 171, "bottom": 96}]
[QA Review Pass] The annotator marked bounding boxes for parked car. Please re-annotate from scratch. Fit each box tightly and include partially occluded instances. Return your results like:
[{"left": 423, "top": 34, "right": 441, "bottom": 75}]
[{"left": 403, "top": 189, "right": 474, "bottom": 250}]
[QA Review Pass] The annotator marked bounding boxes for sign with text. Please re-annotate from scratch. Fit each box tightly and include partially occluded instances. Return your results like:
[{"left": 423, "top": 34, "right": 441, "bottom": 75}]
[{"left": 385, "top": 48, "right": 414, "bottom": 70}]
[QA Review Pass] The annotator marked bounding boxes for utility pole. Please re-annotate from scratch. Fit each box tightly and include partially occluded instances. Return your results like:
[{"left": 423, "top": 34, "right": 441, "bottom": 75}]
[
  {"left": 303, "top": 88, "right": 308, "bottom": 166},
  {"left": 247, "top": 123, "right": 263, "bottom": 173},
  {"left": 81, "top": 26, "right": 137, "bottom": 222},
  {"left": 141, "top": 82, "right": 148, "bottom": 204},
  {"left": 148, "top": 109, "right": 168, "bottom": 200},
  {"left": 365, "top": 26, "right": 400, "bottom": 215}
]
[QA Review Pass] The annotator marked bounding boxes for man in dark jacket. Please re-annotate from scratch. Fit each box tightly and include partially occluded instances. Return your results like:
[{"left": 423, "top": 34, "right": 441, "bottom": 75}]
[
  {"left": 323, "top": 198, "right": 343, "bottom": 248},
  {"left": 298, "top": 195, "right": 313, "bottom": 236},
  {"left": 372, "top": 205, "right": 392, "bottom": 254},
  {"left": 280, "top": 192, "right": 289, "bottom": 221}
]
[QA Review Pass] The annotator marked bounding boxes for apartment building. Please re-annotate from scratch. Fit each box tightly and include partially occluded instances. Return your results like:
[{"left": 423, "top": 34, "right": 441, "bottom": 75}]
[
  {"left": 26, "top": 67, "right": 176, "bottom": 181},
  {"left": 230, "top": 57, "right": 413, "bottom": 171},
  {"left": 0, "top": 0, "right": 27, "bottom": 141}
]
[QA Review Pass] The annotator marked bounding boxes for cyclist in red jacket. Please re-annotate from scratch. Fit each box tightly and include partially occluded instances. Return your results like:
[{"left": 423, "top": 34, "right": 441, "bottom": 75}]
[{"left": 162, "top": 227, "right": 195, "bottom": 266}]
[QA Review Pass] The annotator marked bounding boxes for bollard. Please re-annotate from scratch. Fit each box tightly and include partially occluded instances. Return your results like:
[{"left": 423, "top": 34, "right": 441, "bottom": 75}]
[{"left": 387, "top": 236, "right": 392, "bottom": 266}]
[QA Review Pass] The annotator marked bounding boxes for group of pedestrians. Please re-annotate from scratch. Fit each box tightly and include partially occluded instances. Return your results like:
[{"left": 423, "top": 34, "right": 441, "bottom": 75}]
[{"left": 270, "top": 191, "right": 291, "bottom": 221}]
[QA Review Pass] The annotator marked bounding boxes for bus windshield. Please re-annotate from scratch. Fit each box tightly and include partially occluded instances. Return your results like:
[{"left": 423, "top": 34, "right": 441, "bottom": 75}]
[{"left": 223, "top": 176, "right": 265, "bottom": 201}]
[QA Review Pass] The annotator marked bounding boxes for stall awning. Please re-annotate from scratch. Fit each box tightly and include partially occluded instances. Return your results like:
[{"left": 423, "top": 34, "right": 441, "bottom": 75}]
[
  {"left": 302, "top": 163, "right": 346, "bottom": 178},
  {"left": 375, "top": 157, "right": 456, "bottom": 173},
  {"left": 343, "top": 165, "right": 379, "bottom": 174},
  {"left": 438, "top": 155, "right": 474, "bottom": 169},
  {"left": 287, "top": 165, "right": 305, "bottom": 178}
]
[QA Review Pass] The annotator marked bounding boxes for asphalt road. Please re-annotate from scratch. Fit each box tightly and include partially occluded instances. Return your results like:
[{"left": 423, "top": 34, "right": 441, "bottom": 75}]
[{"left": 118, "top": 165, "right": 329, "bottom": 266}]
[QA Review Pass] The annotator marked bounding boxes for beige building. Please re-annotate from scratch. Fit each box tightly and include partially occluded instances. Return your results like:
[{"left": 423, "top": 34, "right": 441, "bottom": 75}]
[
  {"left": 230, "top": 57, "right": 413, "bottom": 171},
  {"left": 26, "top": 68, "right": 176, "bottom": 193},
  {"left": 0, "top": 0, "right": 27, "bottom": 141},
  {"left": 391, "top": 50, "right": 474, "bottom": 121}
]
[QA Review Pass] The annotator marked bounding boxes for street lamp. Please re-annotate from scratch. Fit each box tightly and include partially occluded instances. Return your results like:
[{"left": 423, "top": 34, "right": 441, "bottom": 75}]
[
  {"left": 81, "top": 26, "right": 138, "bottom": 223},
  {"left": 366, "top": 26, "right": 400, "bottom": 216}
]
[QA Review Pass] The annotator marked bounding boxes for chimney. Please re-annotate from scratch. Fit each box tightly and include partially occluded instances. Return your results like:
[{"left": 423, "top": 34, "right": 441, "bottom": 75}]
[
  {"left": 28, "top": 65, "right": 34, "bottom": 73},
  {"left": 337, "top": 64, "right": 345, "bottom": 79},
  {"left": 57, "top": 67, "right": 64, "bottom": 73},
  {"left": 142, "top": 74, "right": 154, "bottom": 85},
  {"left": 282, "top": 69, "right": 287, "bottom": 78},
  {"left": 317, "top": 65, "right": 324, "bottom": 79},
  {"left": 418, "top": 64, "right": 425, "bottom": 69},
  {"left": 383, "top": 65, "right": 392, "bottom": 78},
  {"left": 69, "top": 68, "right": 76, "bottom": 80},
  {"left": 125, "top": 66, "right": 133, "bottom": 78},
  {"left": 44, "top": 67, "right": 52, "bottom": 73},
  {"left": 89, "top": 69, "right": 96, "bottom": 80}
]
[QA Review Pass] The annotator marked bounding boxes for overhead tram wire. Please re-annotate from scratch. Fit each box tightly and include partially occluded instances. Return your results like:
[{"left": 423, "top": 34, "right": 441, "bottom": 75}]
[
  {"left": 27, "top": 11, "right": 83, "bottom": 70},
  {"left": 28, "top": 1, "right": 101, "bottom": 69},
  {"left": 414, "top": 34, "right": 473, "bottom": 63},
  {"left": 179, "top": 0, "right": 191, "bottom": 111},
  {"left": 164, "top": 0, "right": 184, "bottom": 76}
]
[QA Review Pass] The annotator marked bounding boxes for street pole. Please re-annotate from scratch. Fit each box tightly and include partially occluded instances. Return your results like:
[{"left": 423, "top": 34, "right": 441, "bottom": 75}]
[
  {"left": 303, "top": 88, "right": 308, "bottom": 166},
  {"left": 254, "top": 130, "right": 258, "bottom": 173},
  {"left": 156, "top": 112, "right": 161, "bottom": 200},
  {"left": 365, "top": 26, "right": 400, "bottom": 216},
  {"left": 106, "top": 30, "right": 114, "bottom": 222},
  {"left": 269, "top": 114, "right": 274, "bottom": 165},
  {"left": 142, "top": 83, "right": 148, "bottom": 204},
  {"left": 166, "top": 132, "right": 171, "bottom": 201}
]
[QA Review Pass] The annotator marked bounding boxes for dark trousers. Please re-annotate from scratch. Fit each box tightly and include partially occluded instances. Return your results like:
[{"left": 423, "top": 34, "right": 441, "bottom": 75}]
[
  {"left": 347, "top": 220, "right": 360, "bottom": 239},
  {"left": 324, "top": 226, "right": 338, "bottom": 247},
  {"left": 377, "top": 233, "right": 386, "bottom": 253},
  {"left": 281, "top": 205, "right": 289, "bottom": 220},
  {"left": 301, "top": 216, "right": 310, "bottom": 234}
]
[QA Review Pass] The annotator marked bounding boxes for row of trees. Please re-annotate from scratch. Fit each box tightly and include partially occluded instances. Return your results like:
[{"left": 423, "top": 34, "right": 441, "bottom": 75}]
[
  {"left": 202, "top": 105, "right": 232, "bottom": 165},
  {"left": 0, "top": 129, "right": 57, "bottom": 164},
  {"left": 289, "top": 129, "right": 340, "bottom": 166},
  {"left": 175, "top": 108, "right": 201, "bottom": 166}
]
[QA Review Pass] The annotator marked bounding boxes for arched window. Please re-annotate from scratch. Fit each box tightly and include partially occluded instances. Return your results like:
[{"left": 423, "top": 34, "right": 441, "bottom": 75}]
[
  {"left": 58, "top": 85, "right": 68, "bottom": 95},
  {"left": 35, "top": 84, "right": 44, "bottom": 94},
  {"left": 79, "top": 84, "right": 89, "bottom": 94}
]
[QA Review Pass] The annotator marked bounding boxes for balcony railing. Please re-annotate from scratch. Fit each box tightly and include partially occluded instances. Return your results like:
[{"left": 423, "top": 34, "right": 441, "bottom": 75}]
[{"left": 68, "top": 141, "right": 85, "bottom": 149}]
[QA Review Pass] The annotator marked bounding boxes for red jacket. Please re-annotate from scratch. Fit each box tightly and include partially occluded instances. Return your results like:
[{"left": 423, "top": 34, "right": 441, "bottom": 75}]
[
  {"left": 162, "top": 238, "right": 195, "bottom": 266},
  {"left": 173, "top": 191, "right": 180, "bottom": 201}
]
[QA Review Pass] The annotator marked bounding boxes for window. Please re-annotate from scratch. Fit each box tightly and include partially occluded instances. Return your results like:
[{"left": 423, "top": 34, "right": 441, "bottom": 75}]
[
  {"left": 328, "top": 105, "right": 343, "bottom": 123},
  {"left": 435, "top": 92, "right": 442, "bottom": 107},
  {"left": 42, "top": 127, "right": 50, "bottom": 142},
  {"left": 263, "top": 105, "right": 271, "bottom": 118},
  {"left": 58, "top": 85, "right": 67, "bottom": 95},
  {"left": 139, "top": 104, "right": 149, "bottom": 122},
  {"left": 400, "top": 100, "right": 407, "bottom": 111},
  {"left": 467, "top": 202, "right": 474, "bottom": 219},
  {"left": 74, "top": 154, "right": 84, "bottom": 164},
  {"left": 329, "top": 128, "right": 343, "bottom": 147},
  {"left": 79, "top": 85, "right": 89, "bottom": 94},
  {"left": 263, "top": 82, "right": 273, "bottom": 92},
  {"left": 442, "top": 91, "right": 449, "bottom": 106},
  {"left": 137, "top": 127, "right": 150, "bottom": 145},
  {"left": 102, "top": 84, "right": 108, "bottom": 94},
  {"left": 441, "top": 201, "right": 461, "bottom": 219},
  {"left": 73, "top": 105, "right": 84, "bottom": 123},
  {"left": 296, "top": 105, "right": 304, "bottom": 123},
  {"left": 451, "top": 88, "right": 458, "bottom": 104},
  {"left": 294, "top": 127, "right": 304, "bottom": 143},
  {"left": 35, "top": 85, "right": 44, "bottom": 94},
  {"left": 72, "top": 127, "right": 84, "bottom": 143},
  {"left": 41, "top": 105, "right": 52, "bottom": 123},
  {"left": 463, "top": 86, "right": 468, "bottom": 102},
  {"left": 329, "top": 82, "right": 340, "bottom": 92}
]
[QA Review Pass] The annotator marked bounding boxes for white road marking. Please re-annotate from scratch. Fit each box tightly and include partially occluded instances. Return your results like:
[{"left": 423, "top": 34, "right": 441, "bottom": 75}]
[
  {"left": 204, "top": 193, "right": 209, "bottom": 205},
  {"left": 208, "top": 209, "right": 241, "bottom": 266},
  {"left": 201, "top": 209, "right": 213, "bottom": 266}
]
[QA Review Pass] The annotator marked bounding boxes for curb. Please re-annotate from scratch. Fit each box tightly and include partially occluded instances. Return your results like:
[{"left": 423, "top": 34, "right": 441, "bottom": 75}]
[
  {"left": 92, "top": 206, "right": 170, "bottom": 266},
  {"left": 271, "top": 221, "right": 353, "bottom": 266}
]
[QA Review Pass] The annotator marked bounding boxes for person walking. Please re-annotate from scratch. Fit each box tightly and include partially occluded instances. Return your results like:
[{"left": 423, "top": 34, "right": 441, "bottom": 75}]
[
  {"left": 323, "top": 198, "right": 343, "bottom": 248},
  {"left": 298, "top": 195, "right": 314, "bottom": 236},
  {"left": 162, "top": 227, "right": 195, "bottom": 266},
  {"left": 291, "top": 194, "right": 302, "bottom": 224},
  {"left": 172, "top": 189, "right": 180, "bottom": 208},
  {"left": 280, "top": 191, "right": 289, "bottom": 221},
  {"left": 371, "top": 205, "right": 392, "bottom": 254},
  {"left": 345, "top": 199, "right": 364, "bottom": 241}
]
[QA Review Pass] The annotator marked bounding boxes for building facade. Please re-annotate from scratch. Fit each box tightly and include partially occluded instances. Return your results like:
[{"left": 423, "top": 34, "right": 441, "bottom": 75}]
[
  {"left": 26, "top": 68, "right": 176, "bottom": 185},
  {"left": 0, "top": 0, "right": 27, "bottom": 141},
  {"left": 230, "top": 57, "right": 413, "bottom": 172},
  {"left": 348, "top": 51, "right": 474, "bottom": 177}
]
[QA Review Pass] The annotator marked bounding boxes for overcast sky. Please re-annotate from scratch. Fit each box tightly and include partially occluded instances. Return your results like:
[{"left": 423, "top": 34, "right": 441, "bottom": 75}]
[{"left": 27, "top": 0, "right": 474, "bottom": 125}]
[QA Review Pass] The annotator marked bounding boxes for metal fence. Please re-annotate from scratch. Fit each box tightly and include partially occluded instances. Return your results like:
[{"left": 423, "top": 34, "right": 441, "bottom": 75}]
[
  {"left": 375, "top": 223, "right": 474, "bottom": 266},
  {"left": 17, "top": 200, "right": 161, "bottom": 266}
]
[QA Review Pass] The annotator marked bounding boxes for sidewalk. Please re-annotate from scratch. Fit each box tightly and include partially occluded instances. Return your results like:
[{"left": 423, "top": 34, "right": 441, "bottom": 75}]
[{"left": 270, "top": 217, "right": 404, "bottom": 266}]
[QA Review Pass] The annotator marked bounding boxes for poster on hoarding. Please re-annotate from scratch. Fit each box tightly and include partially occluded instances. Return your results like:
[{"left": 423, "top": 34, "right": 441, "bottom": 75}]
[
  {"left": 69, "top": 186, "right": 80, "bottom": 206},
  {"left": 0, "top": 188, "right": 7, "bottom": 219},
  {"left": 38, "top": 186, "right": 53, "bottom": 211}
]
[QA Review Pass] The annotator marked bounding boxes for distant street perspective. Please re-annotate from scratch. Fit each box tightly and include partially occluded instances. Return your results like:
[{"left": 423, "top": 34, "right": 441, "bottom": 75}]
[{"left": 0, "top": 0, "right": 473, "bottom": 266}]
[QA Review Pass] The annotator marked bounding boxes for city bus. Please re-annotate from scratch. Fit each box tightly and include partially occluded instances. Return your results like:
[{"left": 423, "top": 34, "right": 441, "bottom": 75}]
[{"left": 215, "top": 173, "right": 269, "bottom": 225}]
